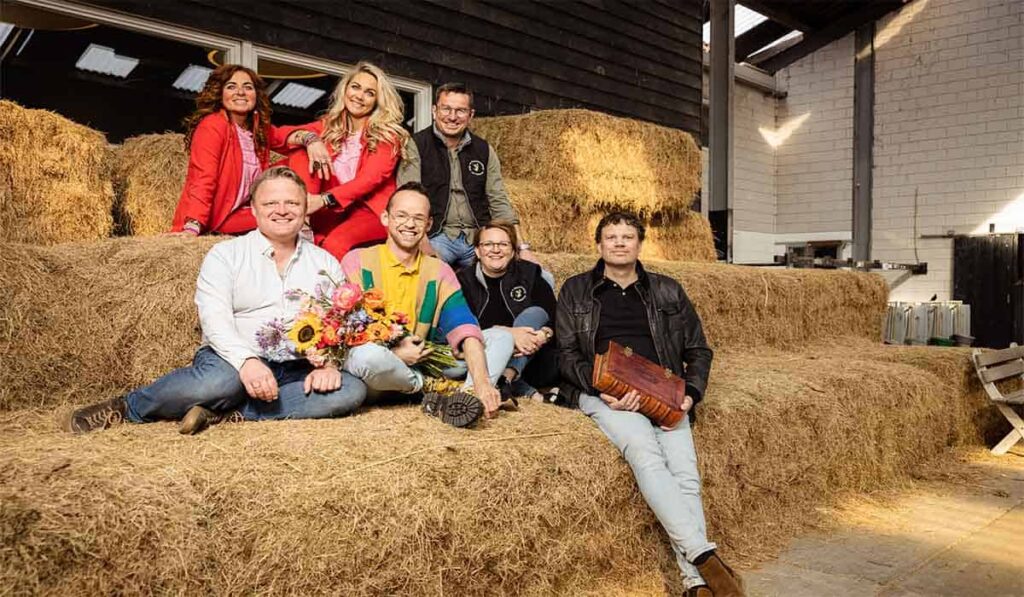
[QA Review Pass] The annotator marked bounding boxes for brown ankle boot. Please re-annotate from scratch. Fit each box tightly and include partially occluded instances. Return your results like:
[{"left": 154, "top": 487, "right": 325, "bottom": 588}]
[
  {"left": 696, "top": 553, "right": 745, "bottom": 597},
  {"left": 685, "top": 585, "right": 713, "bottom": 597},
  {"left": 179, "top": 406, "right": 244, "bottom": 435}
]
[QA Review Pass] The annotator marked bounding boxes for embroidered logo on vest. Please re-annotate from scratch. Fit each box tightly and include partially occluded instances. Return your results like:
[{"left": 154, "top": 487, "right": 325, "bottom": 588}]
[
  {"left": 468, "top": 160, "right": 485, "bottom": 176},
  {"left": 510, "top": 285, "right": 527, "bottom": 302}
]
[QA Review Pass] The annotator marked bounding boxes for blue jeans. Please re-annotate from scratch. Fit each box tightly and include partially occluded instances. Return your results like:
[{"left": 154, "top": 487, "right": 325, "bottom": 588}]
[
  {"left": 429, "top": 232, "right": 476, "bottom": 270},
  {"left": 124, "top": 346, "right": 368, "bottom": 423},
  {"left": 503, "top": 306, "right": 549, "bottom": 396},
  {"left": 345, "top": 328, "right": 514, "bottom": 397},
  {"left": 579, "top": 394, "right": 715, "bottom": 590}
]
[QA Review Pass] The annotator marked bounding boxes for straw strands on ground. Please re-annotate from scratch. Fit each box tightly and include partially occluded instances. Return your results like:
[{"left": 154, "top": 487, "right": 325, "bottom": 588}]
[
  {"left": 474, "top": 110, "right": 702, "bottom": 217},
  {"left": 111, "top": 133, "right": 187, "bottom": 236},
  {"left": 0, "top": 100, "right": 113, "bottom": 244}
]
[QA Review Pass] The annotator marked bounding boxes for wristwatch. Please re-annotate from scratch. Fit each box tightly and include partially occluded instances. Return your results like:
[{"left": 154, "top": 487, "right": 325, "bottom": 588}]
[
  {"left": 517, "top": 242, "right": 531, "bottom": 251},
  {"left": 321, "top": 192, "right": 338, "bottom": 208}
]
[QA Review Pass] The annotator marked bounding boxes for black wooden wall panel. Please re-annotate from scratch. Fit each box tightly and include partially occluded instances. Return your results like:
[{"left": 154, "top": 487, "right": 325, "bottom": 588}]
[
  {"left": 953, "top": 234, "right": 1024, "bottom": 349},
  {"left": 91, "top": 0, "right": 702, "bottom": 132}
]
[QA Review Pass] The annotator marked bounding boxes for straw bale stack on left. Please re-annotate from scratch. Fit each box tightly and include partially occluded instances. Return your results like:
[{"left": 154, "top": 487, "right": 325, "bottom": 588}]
[
  {"left": 0, "top": 100, "right": 114, "bottom": 244},
  {"left": 111, "top": 133, "right": 188, "bottom": 236}
]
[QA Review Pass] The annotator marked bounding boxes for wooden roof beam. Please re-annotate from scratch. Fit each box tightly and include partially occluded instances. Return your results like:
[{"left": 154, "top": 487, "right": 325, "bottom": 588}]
[
  {"left": 735, "top": 19, "right": 791, "bottom": 61},
  {"left": 736, "top": 0, "right": 814, "bottom": 32}
]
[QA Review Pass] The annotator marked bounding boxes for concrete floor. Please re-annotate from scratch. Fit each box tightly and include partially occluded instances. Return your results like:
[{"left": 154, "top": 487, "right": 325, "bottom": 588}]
[{"left": 744, "top": 448, "right": 1024, "bottom": 597}]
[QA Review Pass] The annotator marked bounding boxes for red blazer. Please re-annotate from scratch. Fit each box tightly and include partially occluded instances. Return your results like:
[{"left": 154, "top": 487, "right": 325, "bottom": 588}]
[
  {"left": 282, "top": 120, "right": 400, "bottom": 218},
  {"left": 171, "top": 111, "right": 288, "bottom": 233}
]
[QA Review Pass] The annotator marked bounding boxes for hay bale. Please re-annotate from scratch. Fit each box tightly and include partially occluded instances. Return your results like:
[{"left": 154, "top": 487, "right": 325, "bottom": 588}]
[
  {"left": 504, "top": 178, "right": 591, "bottom": 254},
  {"left": 0, "top": 100, "right": 114, "bottom": 244},
  {"left": 0, "top": 404, "right": 678, "bottom": 596},
  {"left": 544, "top": 255, "right": 888, "bottom": 350},
  {"left": 0, "top": 341, "right": 995, "bottom": 592},
  {"left": 0, "top": 243, "right": 885, "bottom": 411},
  {"left": 111, "top": 133, "right": 187, "bottom": 236},
  {"left": 0, "top": 236, "right": 219, "bottom": 411},
  {"left": 506, "top": 179, "right": 716, "bottom": 262},
  {"left": 475, "top": 110, "right": 701, "bottom": 217}
]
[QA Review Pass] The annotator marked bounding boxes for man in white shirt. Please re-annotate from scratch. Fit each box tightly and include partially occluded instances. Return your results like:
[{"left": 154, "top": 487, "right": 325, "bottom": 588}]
[{"left": 66, "top": 167, "right": 367, "bottom": 434}]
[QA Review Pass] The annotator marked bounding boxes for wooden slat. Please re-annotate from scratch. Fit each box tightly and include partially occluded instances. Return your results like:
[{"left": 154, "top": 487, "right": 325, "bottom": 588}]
[
  {"left": 997, "top": 389, "right": 1024, "bottom": 405},
  {"left": 980, "top": 359, "right": 1024, "bottom": 384},
  {"left": 976, "top": 345, "right": 1024, "bottom": 368}
]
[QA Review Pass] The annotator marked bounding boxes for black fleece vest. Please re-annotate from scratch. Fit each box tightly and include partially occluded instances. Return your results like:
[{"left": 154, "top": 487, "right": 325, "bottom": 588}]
[{"left": 413, "top": 128, "right": 491, "bottom": 235}]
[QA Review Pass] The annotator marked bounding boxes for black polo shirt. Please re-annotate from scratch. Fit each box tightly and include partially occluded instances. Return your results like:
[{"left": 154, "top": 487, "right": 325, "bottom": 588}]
[{"left": 594, "top": 277, "right": 660, "bottom": 366}]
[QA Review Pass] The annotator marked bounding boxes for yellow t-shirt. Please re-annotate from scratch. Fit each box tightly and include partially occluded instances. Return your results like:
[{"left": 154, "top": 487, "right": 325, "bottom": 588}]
[{"left": 378, "top": 244, "right": 421, "bottom": 332}]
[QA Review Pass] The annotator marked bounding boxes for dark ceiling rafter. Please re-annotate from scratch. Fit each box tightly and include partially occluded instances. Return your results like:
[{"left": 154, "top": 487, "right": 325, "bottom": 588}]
[
  {"left": 734, "top": 19, "right": 790, "bottom": 61},
  {"left": 703, "top": 1, "right": 907, "bottom": 71},
  {"left": 758, "top": 2, "right": 904, "bottom": 73}
]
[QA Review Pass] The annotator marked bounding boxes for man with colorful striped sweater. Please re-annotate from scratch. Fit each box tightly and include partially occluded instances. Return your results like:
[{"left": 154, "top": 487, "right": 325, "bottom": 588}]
[{"left": 341, "top": 182, "right": 506, "bottom": 427}]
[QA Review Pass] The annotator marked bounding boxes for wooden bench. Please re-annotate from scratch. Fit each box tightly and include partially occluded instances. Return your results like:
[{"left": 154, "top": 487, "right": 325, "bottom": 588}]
[{"left": 971, "top": 343, "right": 1024, "bottom": 455}]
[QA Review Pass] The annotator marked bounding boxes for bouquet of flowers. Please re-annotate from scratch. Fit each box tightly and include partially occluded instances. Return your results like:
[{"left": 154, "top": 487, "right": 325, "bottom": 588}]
[{"left": 255, "top": 271, "right": 457, "bottom": 377}]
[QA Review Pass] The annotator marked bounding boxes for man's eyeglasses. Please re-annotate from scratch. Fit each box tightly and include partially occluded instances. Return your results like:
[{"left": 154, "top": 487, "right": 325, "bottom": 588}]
[
  {"left": 389, "top": 212, "right": 428, "bottom": 228},
  {"left": 479, "top": 241, "right": 512, "bottom": 251},
  {"left": 437, "top": 106, "right": 471, "bottom": 118}
]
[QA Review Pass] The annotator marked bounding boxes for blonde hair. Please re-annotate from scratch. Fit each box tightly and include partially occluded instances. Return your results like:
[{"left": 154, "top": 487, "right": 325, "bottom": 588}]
[{"left": 322, "top": 61, "right": 408, "bottom": 157}]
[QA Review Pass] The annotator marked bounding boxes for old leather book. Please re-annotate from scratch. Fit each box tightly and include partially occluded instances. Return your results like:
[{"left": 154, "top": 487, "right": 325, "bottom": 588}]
[{"left": 593, "top": 341, "right": 686, "bottom": 428}]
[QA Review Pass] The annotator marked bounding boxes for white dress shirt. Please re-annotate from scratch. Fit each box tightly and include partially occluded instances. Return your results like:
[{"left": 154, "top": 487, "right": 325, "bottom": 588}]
[{"left": 195, "top": 230, "right": 344, "bottom": 370}]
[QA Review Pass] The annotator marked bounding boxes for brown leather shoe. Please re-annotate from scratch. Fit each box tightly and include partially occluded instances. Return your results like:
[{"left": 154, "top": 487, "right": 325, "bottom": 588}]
[
  {"left": 179, "top": 406, "right": 244, "bottom": 435},
  {"left": 685, "top": 585, "right": 713, "bottom": 597},
  {"left": 65, "top": 396, "right": 128, "bottom": 433},
  {"left": 696, "top": 553, "right": 745, "bottom": 597}
]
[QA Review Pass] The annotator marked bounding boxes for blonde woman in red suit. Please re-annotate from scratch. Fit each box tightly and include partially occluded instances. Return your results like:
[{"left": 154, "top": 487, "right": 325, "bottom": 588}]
[{"left": 280, "top": 61, "right": 410, "bottom": 259}]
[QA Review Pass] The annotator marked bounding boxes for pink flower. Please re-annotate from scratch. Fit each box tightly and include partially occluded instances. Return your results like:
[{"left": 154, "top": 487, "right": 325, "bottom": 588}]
[
  {"left": 331, "top": 282, "right": 363, "bottom": 314},
  {"left": 305, "top": 348, "right": 327, "bottom": 368}
]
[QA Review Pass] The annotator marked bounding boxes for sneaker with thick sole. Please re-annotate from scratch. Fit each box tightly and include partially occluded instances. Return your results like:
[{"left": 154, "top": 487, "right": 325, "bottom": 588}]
[
  {"left": 179, "top": 406, "right": 244, "bottom": 435},
  {"left": 422, "top": 390, "right": 484, "bottom": 428},
  {"left": 65, "top": 396, "right": 128, "bottom": 433}
]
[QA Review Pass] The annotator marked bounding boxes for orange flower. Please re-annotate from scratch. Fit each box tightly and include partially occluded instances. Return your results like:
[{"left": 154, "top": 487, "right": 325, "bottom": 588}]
[
  {"left": 363, "top": 288, "right": 386, "bottom": 312},
  {"left": 366, "top": 322, "right": 391, "bottom": 343},
  {"left": 319, "top": 323, "right": 340, "bottom": 347},
  {"left": 346, "top": 331, "right": 369, "bottom": 347}
]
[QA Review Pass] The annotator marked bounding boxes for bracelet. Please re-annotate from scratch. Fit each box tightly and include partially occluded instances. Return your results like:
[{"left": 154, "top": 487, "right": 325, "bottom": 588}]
[
  {"left": 300, "top": 131, "right": 322, "bottom": 146},
  {"left": 183, "top": 219, "right": 201, "bottom": 235}
]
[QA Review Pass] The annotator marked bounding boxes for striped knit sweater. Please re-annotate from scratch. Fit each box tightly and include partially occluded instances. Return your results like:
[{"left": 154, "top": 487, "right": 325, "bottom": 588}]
[{"left": 340, "top": 244, "right": 483, "bottom": 350}]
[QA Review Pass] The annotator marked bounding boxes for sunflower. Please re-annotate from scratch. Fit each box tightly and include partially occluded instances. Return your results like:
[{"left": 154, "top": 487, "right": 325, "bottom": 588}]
[{"left": 287, "top": 314, "right": 323, "bottom": 353}]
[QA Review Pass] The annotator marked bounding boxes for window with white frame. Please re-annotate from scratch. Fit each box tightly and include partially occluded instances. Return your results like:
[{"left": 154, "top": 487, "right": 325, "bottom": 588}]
[{"left": 2, "top": 0, "right": 432, "bottom": 141}]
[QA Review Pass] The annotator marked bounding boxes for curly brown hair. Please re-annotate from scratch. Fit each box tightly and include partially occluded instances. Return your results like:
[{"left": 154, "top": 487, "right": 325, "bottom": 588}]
[{"left": 182, "top": 64, "right": 272, "bottom": 156}]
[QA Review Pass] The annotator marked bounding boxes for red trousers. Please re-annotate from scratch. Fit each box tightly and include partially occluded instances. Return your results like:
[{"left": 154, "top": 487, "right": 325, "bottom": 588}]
[
  {"left": 312, "top": 204, "right": 386, "bottom": 261},
  {"left": 214, "top": 205, "right": 257, "bottom": 235}
]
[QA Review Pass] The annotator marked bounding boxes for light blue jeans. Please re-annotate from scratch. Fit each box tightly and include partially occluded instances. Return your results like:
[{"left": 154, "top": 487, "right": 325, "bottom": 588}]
[
  {"left": 579, "top": 393, "right": 715, "bottom": 590},
  {"left": 124, "top": 346, "right": 368, "bottom": 423},
  {"left": 502, "top": 306, "right": 549, "bottom": 396},
  {"left": 429, "top": 232, "right": 476, "bottom": 271},
  {"left": 344, "top": 328, "right": 515, "bottom": 396}
]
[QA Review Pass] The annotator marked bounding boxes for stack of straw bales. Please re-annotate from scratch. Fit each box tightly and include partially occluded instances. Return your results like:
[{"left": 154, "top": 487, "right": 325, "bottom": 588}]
[
  {"left": 0, "top": 237, "right": 998, "bottom": 594},
  {"left": 111, "top": 133, "right": 187, "bottom": 236},
  {"left": 475, "top": 110, "right": 713, "bottom": 261},
  {"left": 0, "top": 100, "right": 113, "bottom": 244}
]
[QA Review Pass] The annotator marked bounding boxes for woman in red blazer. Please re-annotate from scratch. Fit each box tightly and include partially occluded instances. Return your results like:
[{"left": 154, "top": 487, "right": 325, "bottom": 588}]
[
  {"left": 171, "top": 64, "right": 318, "bottom": 236},
  {"left": 281, "top": 61, "right": 410, "bottom": 259}
]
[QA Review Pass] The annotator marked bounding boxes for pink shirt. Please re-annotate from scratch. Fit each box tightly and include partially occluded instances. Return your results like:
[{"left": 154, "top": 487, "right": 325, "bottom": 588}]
[
  {"left": 331, "top": 132, "right": 363, "bottom": 184},
  {"left": 233, "top": 124, "right": 262, "bottom": 211}
]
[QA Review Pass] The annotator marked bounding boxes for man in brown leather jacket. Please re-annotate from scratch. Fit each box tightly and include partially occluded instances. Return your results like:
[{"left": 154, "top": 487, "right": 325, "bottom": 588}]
[{"left": 555, "top": 211, "right": 744, "bottom": 597}]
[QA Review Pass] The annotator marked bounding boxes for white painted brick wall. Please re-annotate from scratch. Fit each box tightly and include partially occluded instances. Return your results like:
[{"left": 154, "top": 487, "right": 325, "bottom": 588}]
[
  {"left": 873, "top": 0, "right": 1024, "bottom": 302},
  {"left": 733, "top": 83, "right": 776, "bottom": 235},
  {"left": 774, "top": 34, "right": 856, "bottom": 235}
]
